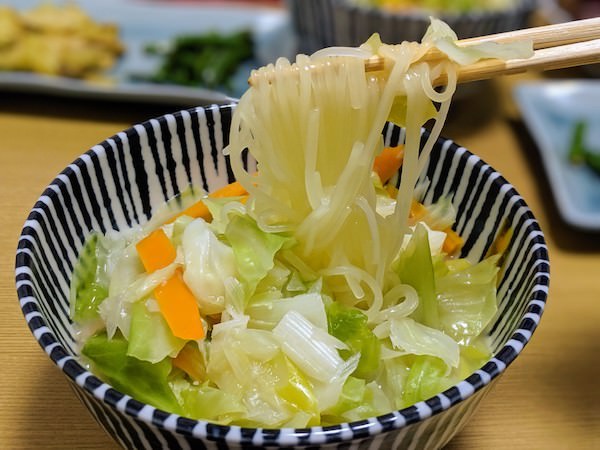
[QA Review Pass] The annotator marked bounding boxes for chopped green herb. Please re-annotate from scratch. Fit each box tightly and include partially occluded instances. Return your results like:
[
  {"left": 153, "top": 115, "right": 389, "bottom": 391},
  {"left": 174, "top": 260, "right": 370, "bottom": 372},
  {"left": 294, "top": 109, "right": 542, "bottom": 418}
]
[
  {"left": 142, "top": 30, "right": 254, "bottom": 89},
  {"left": 568, "top": 120, "right": 600, "bottom": 175}
]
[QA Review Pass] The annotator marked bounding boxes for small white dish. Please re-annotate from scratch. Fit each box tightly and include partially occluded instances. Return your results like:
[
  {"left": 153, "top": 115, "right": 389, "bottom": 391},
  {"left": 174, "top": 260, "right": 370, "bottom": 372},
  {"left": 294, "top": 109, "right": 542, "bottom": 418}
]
[{"left": 514, "top": 80, "right": 600, "bottom": 231}]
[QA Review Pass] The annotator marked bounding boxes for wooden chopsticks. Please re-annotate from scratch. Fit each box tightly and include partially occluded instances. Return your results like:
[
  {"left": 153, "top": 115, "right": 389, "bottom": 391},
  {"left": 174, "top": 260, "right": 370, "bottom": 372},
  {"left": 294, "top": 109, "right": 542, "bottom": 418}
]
[
  {"left": 438, "top": 17, "right": 600, "bottom": 85},
  {"left": 437, "top": 38, "right": 600, "bottom": 86},
  {"left": 457, "top": 17, "right": 600, "bottom": 50},
  {"left": 249, "top": 18, "right": 600, "bottom": 87},
  {"left": 364, "top": 17, "right": 600, "bottom": 85}
]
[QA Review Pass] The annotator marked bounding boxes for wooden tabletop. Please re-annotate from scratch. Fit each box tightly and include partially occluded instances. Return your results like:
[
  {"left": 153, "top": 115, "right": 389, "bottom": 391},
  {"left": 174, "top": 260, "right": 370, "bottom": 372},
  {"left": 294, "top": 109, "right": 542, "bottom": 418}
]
[{"left": 1, "top": 73, "right": 599, "bottom": 449}]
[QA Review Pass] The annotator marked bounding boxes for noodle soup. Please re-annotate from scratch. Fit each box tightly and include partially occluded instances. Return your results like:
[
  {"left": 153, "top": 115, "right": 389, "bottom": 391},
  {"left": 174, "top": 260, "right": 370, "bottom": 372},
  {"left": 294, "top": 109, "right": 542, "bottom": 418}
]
[{"left": 69, "top": 19, "right": 533, "bottom": 427}]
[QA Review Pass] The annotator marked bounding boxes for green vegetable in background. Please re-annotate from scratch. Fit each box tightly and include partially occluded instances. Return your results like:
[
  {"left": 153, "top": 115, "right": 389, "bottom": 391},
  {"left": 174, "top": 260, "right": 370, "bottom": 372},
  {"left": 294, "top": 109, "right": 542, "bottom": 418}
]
[
  {"left": 144, "top": 30, "right": 254, "bottom": 89},
  {"left": 568, "top": 120, "right": 600, "bottom": 176}
]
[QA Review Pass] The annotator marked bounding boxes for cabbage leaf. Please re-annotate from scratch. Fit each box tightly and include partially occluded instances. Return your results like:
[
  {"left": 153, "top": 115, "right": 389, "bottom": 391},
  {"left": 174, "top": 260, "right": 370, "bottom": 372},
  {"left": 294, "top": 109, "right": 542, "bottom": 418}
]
[
  {"left": 127, "top": 300, "right": 186, "bottom": 364},
  {"left": 395, "top": 223, "right": 439, "bottom": 327},
  {"left": 436, "top": 255, "right": 500, "bottom": 344},
  {"left": 170, "top": 378, "right": 246, "bottom": 424},
  {"left": 82, "top": 332, "right": 180, "bottom": 414},
  {"left": 225, "top": 214, "right": 290, "bottom": 296},
  {"left": 182, "top": 218, "right": 236, "bottom": 315},
  {"left": 401, "top": 354, "right": 451, "bottom": 407},
  {"left": 70, "top": 233, "right": 109, "bottom": 322},
  {"left": 327, "top": 302, "right": 381, "bottom": 380}
]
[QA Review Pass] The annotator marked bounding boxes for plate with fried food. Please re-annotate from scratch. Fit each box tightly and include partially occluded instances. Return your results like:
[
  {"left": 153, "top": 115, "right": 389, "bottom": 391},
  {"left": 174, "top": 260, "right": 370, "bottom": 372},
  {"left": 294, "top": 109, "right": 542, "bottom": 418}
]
[{"left": 0, "top": 0, "right": 292, "bottom": 105}]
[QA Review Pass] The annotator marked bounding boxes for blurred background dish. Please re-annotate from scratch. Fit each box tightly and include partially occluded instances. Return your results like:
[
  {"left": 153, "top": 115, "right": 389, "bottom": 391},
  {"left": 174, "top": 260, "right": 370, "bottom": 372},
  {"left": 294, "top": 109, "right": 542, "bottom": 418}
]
[
  {"left": 0, "top": 0, "right": 294, "bottom": 105},
  {"left": 286, "top": 0, "right": 536, "bottom": 99},
  {"left": 536, "top": 0, "right": 600, "bottom": 75},
  {"left": 2, "top": 0, "right": 596, "bottom": 105},
  {"left": 0, "top": 2, "right": 124, "bottom": 79},
  {"left": 514, "top": 80, "right": 600, "bottom": 231},
  {"left": 287, "top": 0, "right": 536, "bottom": 55}
]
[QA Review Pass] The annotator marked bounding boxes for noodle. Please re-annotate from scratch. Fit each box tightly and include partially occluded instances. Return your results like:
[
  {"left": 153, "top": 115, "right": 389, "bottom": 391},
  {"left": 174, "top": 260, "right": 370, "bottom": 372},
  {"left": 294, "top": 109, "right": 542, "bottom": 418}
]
[{"left": 226, "top": 35, "right": 462, "bottom": 316}]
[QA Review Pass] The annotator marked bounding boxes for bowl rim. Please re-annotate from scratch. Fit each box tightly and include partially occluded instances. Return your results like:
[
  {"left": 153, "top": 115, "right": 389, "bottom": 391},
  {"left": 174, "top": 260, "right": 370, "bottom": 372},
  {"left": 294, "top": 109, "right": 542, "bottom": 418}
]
[{"left": 15, "top": 104, "right": 550, "bottom": 446}]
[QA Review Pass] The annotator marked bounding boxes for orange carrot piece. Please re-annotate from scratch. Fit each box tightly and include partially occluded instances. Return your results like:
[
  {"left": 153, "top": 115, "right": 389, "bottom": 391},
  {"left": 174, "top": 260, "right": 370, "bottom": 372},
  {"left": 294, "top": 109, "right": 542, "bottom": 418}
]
[
  {"left": 384, "top": 176, "right": 464, "bottom": 255},
  {"left": 442, "top": 228, "right": 463, "bottom": 255},
  {"left": 373, "top": 145, "right": 404, "bottom": 184},
  {"left": 209, "top": 180, "right": 247, "bottom": 198},
  {"left": 173, "top": 201, "right": 211, "bottom": 223},
  {"left": 385, "top": 189, "right": 430, "bottom": 224},
  {"left": 154, "top": 269, "right": 204, "bottom": 341},
  {"left": 167, "top": 181, "right": 248, "bottom": 224},
  {"left": 172, "top": 343, "right": 206, "bottom": 382},
  {"left": 409, "top": 199, "right": 427, "bottom": 221},
  {"left": 384, "top": 183, "right": 398, "bottom": 198},
  {"left": 136, "top": 228, "right": 177, "bottom": 273}
]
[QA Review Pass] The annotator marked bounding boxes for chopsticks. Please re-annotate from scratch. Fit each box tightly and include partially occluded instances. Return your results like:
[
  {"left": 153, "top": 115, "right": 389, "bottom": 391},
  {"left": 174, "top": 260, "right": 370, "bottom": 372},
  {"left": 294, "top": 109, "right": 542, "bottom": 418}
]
[
  {"left": 249, "top": 17, "right": 600, "bottom": 87},
  {"left": 435, "top": 17, "right": 600, "bottom": 85},
  {"left": 437, "top": 38, "right": 600, "bottom": 86},
  {"left": 364, "top": 17, "right": 600, "bottom": 85},
  {"left": 457, "top": 16, "right": 600, "bottom": 50}
]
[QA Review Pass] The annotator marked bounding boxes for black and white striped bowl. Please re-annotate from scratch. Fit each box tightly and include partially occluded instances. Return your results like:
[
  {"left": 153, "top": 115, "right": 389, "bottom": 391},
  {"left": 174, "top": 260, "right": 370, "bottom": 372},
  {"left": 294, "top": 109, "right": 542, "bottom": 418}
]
[
  {"left": 287, "top": 0, "right": 536, "bottom": 55},
  {"left": 16, "top": 104, "right": 549, "bottom": 449}
]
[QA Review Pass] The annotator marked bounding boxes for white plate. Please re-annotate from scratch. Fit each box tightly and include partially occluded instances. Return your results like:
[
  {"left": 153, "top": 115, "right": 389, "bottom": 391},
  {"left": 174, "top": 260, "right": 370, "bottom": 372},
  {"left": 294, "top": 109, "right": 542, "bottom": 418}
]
[
  {"left": 1, "top": 0, "right": 295, "bottom": 105},
  {"left": 514, "top": 80, "right": 600, "bottom": 231}
]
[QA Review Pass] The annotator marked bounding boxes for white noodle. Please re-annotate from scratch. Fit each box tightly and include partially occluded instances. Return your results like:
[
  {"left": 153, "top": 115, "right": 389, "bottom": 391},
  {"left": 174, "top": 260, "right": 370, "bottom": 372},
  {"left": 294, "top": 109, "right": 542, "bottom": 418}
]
[
  {"left": 312, "top": 46, "right": 372, "bottom": 60},
  {"left": 355, "top": 196, "right": 383, "bottom": 284},
  {"left": 225, "top": 37, "right": 459, "bottom": 322}
]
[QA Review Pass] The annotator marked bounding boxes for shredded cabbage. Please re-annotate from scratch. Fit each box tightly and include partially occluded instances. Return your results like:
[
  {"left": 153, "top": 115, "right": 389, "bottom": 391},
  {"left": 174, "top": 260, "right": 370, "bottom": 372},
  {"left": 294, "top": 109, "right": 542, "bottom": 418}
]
[
  {"left": 182, "top": 218, "right": 236, "bottom": 315},
  {"left": 127, "top": 301, "right": 186, "bottom": 364}
]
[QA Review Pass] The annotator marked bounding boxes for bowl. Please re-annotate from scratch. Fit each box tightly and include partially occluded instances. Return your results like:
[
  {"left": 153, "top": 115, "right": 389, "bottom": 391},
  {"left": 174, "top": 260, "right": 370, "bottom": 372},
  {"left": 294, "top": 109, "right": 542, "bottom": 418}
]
[
  {"left": 16, "top": 103, "right": 549, "bottom": 449},
  {"left": 287, "top": 0, "right": 536, "bottom": 54}
]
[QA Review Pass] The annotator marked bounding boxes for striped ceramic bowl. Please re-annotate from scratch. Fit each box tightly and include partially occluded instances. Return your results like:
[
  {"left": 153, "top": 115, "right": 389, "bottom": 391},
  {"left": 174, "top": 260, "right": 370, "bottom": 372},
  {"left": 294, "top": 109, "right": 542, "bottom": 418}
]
[
  {"left": 16, "top": 104, "right": 549, "bottom": 449},
  {"left": 287, "top": 0, "right": 536, "bottom": 54}
]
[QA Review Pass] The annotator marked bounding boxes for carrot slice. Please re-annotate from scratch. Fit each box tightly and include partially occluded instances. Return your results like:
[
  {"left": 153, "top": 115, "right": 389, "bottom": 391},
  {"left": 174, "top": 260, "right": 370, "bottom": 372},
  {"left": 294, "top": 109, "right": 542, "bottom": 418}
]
[
  {"left": 373, "top": 145, "right": 404, "bottom": 184},
  {"left": 136, "top": 228, "right": 177, "bottom": 273},
  {"left": 407, "top": 199, "right": 464, "bottom": 254},
  {"left": 380, "top": 160, "right": 464, "bottom": 255},
  {"left": 409, "top": 199, "right": 428, "bottom": 221},
  {"left": 442, "top": 228, "right": 463, "bottom": 255},
  {"left": 385, "top": 188, "right": 431, "bottom": 224},
  {"left": 154, "top": 269, "right": 204, "bottom": 341},
  {"left": 209, "top": 180, "right": 248, "bottom": 198},
  {"left": 167, "top": 181, "right": 248, "bottom": 224}
]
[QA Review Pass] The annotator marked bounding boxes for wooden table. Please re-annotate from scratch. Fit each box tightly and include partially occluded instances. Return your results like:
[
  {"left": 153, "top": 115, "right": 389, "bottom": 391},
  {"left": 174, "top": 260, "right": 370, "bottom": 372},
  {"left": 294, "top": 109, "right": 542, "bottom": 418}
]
[{"left": 1, "top": 74, "right": 599, "bottom": 449}]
